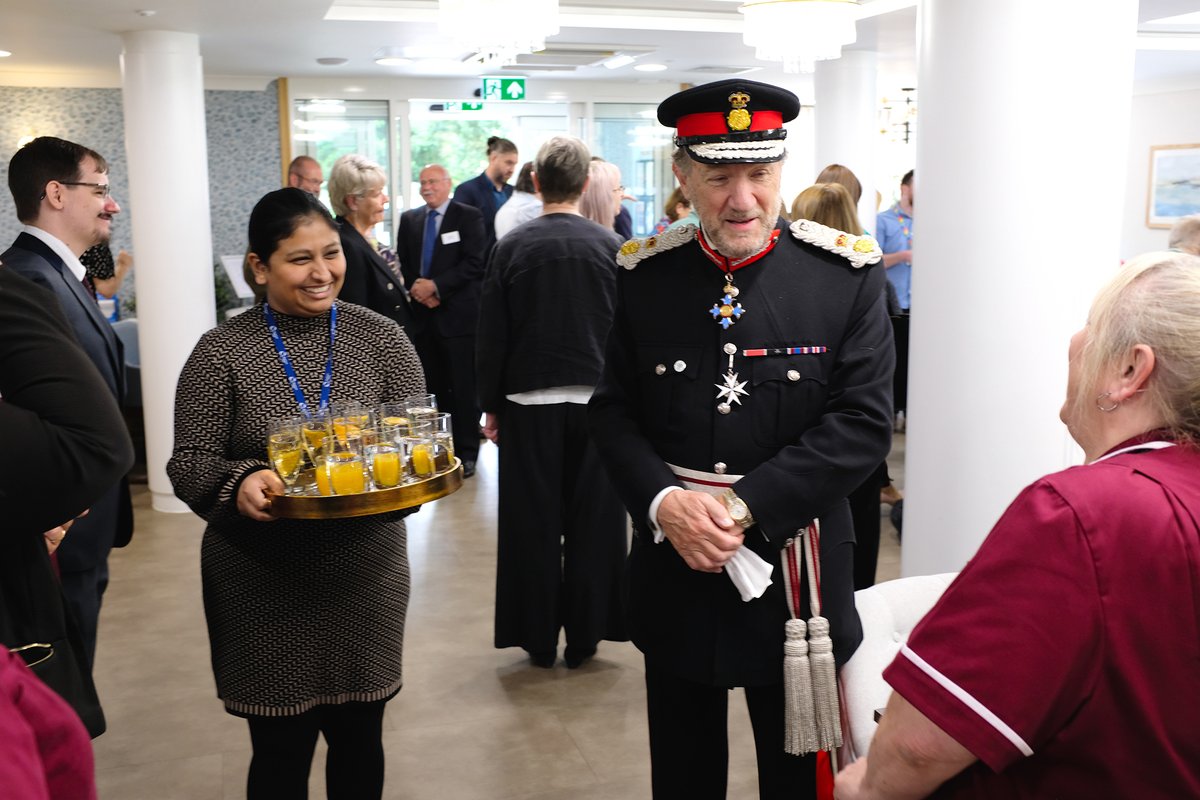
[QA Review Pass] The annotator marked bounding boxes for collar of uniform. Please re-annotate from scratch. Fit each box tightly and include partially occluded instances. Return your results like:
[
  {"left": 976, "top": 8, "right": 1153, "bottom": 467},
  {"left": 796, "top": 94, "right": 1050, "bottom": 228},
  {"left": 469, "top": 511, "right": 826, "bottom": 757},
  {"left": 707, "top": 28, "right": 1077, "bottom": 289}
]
[{"left": 697, "top": 227, "right": 780, "bottom": 272}]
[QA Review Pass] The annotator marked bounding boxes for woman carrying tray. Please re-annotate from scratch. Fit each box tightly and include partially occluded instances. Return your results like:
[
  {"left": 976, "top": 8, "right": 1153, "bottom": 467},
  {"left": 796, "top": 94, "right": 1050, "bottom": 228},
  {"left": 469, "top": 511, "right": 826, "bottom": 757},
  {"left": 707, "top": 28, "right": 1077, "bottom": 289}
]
[{"left": 168, "top": 188, "right": 425, "bottom": 799}]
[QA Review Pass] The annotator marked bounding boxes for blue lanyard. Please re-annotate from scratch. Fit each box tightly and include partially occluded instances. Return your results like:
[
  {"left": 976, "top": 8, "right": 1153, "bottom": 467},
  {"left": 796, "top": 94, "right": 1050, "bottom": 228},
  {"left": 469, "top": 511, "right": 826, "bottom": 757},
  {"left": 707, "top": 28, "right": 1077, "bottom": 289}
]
[{"left": 263, "top": 301, "right": 336, "bottom": 419}]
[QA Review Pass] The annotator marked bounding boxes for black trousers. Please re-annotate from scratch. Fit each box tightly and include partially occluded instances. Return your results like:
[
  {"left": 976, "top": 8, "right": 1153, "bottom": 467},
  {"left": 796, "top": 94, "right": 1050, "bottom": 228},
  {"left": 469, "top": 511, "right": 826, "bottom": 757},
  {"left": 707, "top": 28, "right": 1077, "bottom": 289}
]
[
  {"left": 411, "top": 330, "right": 480, "bottom": 463},
  {"left": 246, "top": 700, "right": 386, "bottom": 800},
  {"left": 493, "top": 401, "right": 628, "bottom": 652},
  {"left": 644, "top": 658, "right": 816, "bottom": 800},
  {"left": 848, "top": 461, "right": 889, "bottom": 590},
  {"left": 59, "top": 561, "right": 108, "bottom": 667}
]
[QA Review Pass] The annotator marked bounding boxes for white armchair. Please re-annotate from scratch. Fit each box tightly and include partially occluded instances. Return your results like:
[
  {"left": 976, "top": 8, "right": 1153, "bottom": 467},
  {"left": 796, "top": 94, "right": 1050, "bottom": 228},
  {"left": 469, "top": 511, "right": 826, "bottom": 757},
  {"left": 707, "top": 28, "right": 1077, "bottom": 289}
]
[{"left": 839, "top": 572, "right": 958, "bottom": 764}]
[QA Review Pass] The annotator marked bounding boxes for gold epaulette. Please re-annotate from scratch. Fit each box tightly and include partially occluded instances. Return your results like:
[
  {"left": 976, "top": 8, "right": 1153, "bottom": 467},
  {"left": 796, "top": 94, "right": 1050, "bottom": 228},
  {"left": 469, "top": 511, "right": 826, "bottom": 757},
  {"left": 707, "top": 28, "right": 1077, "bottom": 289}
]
[
  {"left": 789, "top": 219, "right": 882, "bottom": 269},
  {"left": 616, "top": 224, "right": 698, "bottom": 269}
]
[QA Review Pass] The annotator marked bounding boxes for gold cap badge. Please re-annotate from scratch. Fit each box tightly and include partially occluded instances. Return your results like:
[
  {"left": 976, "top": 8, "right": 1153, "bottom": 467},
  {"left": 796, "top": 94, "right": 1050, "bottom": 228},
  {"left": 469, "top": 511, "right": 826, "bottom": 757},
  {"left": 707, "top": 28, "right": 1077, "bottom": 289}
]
[{"left": 727, "top": 91, "right": 751, "bottom": 132}]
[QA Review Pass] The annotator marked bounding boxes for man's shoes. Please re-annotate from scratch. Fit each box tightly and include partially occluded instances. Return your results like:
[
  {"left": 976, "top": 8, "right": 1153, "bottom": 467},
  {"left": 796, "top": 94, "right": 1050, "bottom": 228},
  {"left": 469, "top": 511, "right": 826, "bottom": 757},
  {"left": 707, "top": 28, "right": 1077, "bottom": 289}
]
[
  {"left": 564, "top": 645, "right": 596, "bottom": 669},
  {"left": 527, "top": 649, "right": 556, "bottom": 668},
  {"left": 462, "top": 460, "right": 476, "bottom": 478}
]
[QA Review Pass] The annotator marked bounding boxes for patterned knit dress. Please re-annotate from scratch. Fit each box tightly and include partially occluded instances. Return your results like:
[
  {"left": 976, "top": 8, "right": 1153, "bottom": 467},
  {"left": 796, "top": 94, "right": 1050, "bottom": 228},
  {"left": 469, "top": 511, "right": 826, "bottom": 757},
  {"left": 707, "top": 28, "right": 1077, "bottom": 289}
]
[{"left": 168, "top": 302, "right": 425, "bottom": 717}]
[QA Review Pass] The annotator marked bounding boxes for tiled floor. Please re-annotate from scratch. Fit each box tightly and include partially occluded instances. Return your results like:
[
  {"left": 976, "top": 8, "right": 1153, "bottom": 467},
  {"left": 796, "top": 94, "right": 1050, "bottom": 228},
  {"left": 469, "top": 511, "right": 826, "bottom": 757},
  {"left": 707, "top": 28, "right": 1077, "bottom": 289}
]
[{"left": 91, "top": 436, "right": 904, "bottom": 799}]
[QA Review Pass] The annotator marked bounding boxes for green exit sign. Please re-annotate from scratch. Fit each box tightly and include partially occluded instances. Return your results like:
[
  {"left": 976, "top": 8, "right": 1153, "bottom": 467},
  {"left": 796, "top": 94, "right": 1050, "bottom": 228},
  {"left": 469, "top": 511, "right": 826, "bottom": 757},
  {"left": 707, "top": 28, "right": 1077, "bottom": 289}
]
[
  {"left": 443, "top": 101, "right": 484, "bottom": 111},
  {"left": 481, "top": 76, "right": 527, "bottom": 101}
]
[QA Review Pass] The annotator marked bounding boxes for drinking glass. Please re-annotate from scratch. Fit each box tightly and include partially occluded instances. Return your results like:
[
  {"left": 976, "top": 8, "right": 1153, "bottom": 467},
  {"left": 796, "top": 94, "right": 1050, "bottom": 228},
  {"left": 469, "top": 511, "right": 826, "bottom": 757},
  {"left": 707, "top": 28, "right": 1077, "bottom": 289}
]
[
  {"left": 430, "top": 412, "right": 455, "bottom": 464},
  {"left": 363, "top": 426, "right": 403, "bottom": 489},
  {"left": 266, "top": 416, "right": 304, "bottom": 494},
  {"left": 331, "top": 401, "right": 372, "bottom": 443},
  {"left": 301, "top": 414, "right": 332, "bottom": 466},
  {"left": 321, "top": 432, "right": 367, "bottom": 495},
  {"left": 401, "top": 421, "right": 437, "bottom": 481},
  {"left": 377, "top": 402, "right": 411, "bottom": 432},
  {"left": 403, "top": 393, "right": 438, "bottom": 423}
]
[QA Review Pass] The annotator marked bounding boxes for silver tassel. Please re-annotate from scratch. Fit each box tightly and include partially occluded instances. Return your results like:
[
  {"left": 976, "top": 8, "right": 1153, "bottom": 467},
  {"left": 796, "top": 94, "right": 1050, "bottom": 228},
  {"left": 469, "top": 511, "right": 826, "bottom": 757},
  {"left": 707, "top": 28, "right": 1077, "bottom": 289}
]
[
  {"left": 807, "top": 615, "right": 843, "bottom": 751},
  {"left": 783, "top": 618, "right": 818, "bottom": 755}
]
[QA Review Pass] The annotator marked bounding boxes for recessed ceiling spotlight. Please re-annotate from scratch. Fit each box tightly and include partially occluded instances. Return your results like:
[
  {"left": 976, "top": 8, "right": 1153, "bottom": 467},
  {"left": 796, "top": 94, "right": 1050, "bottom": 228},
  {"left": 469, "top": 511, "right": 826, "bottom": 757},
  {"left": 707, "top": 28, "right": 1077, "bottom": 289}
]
[
  {"left": 375, "top": 57, "right": 413, "bottom": 66},
  {"left": 633, "top": 63, "right": 668, "bottom": 72},
  {"left": 0, "top": 50, "right": 11, "bottom": 58},
  {"left": 345, "top": 86, "right": 366, "bottom": 93},
  {"left": 317, "top": 57, "right": 348, "bottom": 66}
]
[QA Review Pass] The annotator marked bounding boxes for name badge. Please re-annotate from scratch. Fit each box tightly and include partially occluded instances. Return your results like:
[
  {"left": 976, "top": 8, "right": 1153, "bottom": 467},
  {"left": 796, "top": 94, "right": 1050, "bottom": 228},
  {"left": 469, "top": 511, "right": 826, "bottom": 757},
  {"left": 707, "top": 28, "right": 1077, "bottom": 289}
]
[{"left": 441, "top": 230, "right": 461, "bottom": 245}]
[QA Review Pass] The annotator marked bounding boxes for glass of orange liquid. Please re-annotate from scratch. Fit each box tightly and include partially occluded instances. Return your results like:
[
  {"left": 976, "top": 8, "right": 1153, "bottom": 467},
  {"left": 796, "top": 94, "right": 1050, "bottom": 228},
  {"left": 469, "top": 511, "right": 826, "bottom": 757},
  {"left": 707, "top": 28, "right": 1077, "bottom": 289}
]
[
  {"left": 320, "top": 431, "right": 367, "bottom": 495},
  {"left": 377, "top": 402, "right": 411, "bottom": 434},
  {"left": 331, "top": 401, "right": 372, "bottom": 444},
  {"left": 363, "top": 426, "right": 403, "bottom": 489},
  {"left": 266, "top": 416, "right": 304, "bottom": 494}
]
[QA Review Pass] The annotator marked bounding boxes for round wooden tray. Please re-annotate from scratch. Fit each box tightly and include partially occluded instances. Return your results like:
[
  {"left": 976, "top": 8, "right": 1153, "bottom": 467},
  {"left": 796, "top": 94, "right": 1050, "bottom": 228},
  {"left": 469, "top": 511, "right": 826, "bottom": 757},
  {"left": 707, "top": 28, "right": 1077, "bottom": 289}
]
[{"left": 268, "top": 460, "right": 463, "bottom": 519}]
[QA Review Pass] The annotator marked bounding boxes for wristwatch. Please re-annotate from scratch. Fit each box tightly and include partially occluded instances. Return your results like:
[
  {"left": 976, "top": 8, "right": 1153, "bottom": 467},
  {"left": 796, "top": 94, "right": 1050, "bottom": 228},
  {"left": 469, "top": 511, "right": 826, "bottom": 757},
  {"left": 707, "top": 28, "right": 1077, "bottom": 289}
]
[{"left": 721, "top": 489, "right": 756, "bottom": 529}]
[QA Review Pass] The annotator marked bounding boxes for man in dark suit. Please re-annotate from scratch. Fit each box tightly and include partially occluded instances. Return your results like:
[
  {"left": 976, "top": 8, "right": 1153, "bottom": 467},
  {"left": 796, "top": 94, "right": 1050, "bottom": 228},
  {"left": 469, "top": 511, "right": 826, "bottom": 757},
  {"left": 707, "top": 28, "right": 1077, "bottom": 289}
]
[
  {"left": 3, "top": 136, "right": 133, "bottom": 665},
  {"left": 588, "top": 80, "right": 894, "bottom": 799},
  {"left": 399, "top": 164, "right": 487, "bottom": 476},
  {"left": 452, "top": 136, "right": 517, "bottom": 251}
]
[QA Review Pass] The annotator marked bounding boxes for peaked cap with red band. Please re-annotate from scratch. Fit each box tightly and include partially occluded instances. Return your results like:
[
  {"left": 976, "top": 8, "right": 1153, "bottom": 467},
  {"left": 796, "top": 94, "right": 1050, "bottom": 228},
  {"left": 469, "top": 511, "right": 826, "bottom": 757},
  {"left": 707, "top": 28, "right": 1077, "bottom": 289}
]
[{"left": 658, "top": 78, "right": 800, "bottom": 165}]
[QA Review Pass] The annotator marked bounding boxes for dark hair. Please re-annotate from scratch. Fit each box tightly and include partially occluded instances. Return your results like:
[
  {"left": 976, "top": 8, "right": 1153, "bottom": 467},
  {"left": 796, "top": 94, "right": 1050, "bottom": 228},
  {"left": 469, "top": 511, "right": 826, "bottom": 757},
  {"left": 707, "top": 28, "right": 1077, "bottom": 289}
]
[
  {"left": 486, "top": 136, "right": 518, "bottom": 156},
  {"left": 8, "top": 136, "right": 108, "bottom": 223},
  {"left": 901, "top": 169, "right": 914, "bottom": 187},
  {"left": 248, "top": 188, "right": 338, "bottom": 264},
  {"left": 514, "top": 162, "right": 536, "bottom": 194},
  {"left": 534, "top": 136, "right": 591, "bottom": 205},
  {"left": 663, "top": 186, "right": 690, "bottom": 221}
]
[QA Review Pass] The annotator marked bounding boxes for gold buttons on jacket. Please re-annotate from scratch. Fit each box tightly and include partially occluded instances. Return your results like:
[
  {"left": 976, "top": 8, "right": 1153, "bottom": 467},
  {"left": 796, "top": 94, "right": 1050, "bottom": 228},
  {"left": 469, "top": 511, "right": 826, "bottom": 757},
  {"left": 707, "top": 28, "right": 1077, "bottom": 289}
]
[{"left": 655, "top": 364, "right": 667, "bottom": 375}]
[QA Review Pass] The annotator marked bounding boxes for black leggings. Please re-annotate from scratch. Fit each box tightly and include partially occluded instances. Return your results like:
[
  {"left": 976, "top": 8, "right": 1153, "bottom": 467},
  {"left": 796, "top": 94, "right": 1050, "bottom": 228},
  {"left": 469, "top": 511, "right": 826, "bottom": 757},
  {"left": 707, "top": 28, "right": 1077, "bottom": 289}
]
[{"left": 246, "top": 700, "right": 386, "bottom": 800}]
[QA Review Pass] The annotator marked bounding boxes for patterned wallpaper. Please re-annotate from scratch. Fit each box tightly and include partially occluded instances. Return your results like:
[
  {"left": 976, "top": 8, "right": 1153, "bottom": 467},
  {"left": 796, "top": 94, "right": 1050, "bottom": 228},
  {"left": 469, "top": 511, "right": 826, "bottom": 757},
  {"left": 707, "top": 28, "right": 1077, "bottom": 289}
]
[{"left": 0, "top": 83, "right": 281, "bottom": 303}]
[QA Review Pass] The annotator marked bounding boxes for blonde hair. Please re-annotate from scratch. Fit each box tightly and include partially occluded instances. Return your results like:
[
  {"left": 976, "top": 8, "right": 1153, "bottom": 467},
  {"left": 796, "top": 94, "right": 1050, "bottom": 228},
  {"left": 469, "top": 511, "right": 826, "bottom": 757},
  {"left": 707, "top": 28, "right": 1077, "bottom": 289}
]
[
  {"left": 1072, "top": 251, "right": 1200, "bottom": 446},
  {"left": 579, "top": 160, "right": 620, "bottom": 229},
  {"left": 327, "top": 154, "right": 387, "bottom": 218},
  {"left": 790, "top": 183, "right": 862, "bottom": 234},
  {"left": 815, "top": 163, "right": 862, "bottom": 204}
]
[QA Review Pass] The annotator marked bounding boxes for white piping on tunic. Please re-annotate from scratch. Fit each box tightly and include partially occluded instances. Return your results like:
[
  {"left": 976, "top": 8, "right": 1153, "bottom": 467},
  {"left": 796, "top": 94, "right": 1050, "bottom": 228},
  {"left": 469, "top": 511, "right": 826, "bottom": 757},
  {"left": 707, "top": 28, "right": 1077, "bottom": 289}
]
[
  {"left": 898, "top": 644, "right": 1035, "bottom": 758},
  {"left": 1092, "top": 440, "right": 1175, "bottom": 463}
]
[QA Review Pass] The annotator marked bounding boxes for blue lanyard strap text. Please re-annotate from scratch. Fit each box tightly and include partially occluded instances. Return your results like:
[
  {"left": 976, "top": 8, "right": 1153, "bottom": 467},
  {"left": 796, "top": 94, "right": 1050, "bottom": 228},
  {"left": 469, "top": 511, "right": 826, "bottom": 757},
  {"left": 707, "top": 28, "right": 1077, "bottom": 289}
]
[{"left": 263, "top": 301, "right": 336, "bottom": 419}]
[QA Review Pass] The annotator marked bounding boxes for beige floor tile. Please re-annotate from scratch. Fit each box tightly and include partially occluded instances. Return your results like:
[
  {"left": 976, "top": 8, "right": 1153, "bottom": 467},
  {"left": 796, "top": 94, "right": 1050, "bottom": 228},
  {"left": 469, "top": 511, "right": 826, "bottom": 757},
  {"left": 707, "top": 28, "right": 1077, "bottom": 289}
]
[{"left": 96, "top": 753, "right": 224, "bottom": 800}]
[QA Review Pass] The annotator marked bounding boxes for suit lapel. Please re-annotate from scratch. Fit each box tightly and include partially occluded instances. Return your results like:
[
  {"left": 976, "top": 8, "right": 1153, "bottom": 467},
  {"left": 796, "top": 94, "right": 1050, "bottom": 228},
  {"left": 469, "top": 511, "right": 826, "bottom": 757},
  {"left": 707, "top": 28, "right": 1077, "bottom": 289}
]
[{"left": 17, "top": 233, "right": 124, "bottom": 394}]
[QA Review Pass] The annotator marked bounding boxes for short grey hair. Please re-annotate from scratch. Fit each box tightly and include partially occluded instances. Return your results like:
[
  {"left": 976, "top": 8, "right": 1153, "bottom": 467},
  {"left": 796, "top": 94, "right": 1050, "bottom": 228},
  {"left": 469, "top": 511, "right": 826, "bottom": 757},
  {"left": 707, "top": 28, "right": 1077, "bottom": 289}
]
[
  {"left": 1168, "top": 214, "right": 1200, "bottom": 255},
  {"left": 533, "top": 136, "right": 591, "bottom": 204},
  {"left": 328, "top": 154, "right": 387, "bottom": 217}
]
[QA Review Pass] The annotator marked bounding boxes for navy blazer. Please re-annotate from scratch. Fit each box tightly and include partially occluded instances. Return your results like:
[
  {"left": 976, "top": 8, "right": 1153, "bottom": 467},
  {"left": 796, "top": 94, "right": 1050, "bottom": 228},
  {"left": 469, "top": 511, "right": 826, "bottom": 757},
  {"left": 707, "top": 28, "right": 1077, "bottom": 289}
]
[
  {"left": 1, "top": 232, "right": 134, "bottom": 567},
  {"left": 452, "top": 171, "right": 513, "bottom": 250},
  {"left": 334, "top": 217, "right": 413, "bottom": 330},
  {"left": 398, "top": 201, "right": 486, "bottom": 339}
]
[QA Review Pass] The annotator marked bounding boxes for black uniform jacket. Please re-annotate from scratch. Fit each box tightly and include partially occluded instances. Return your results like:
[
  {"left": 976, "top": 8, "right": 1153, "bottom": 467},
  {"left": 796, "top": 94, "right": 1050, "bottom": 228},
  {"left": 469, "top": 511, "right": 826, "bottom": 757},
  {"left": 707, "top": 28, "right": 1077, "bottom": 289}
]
[{"left": 589, "top": 220, "right": 894, "bottom": 686}]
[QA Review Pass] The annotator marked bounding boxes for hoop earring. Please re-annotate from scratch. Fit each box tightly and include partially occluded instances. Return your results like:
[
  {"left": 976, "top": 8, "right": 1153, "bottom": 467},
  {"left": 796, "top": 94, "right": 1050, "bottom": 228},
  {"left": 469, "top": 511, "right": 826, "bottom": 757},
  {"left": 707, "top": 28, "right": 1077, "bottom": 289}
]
[{"left": 1096, "top": 391, "right": 1119, "bottom": 413}]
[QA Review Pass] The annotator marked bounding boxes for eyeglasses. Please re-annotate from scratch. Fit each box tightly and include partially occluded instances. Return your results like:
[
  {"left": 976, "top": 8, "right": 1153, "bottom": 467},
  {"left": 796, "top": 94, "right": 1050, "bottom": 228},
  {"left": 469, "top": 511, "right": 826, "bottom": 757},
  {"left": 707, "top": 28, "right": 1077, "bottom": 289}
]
[
  {"left": 60, "top": 181, "right": 112, "bottom": 198},
  {"left": 419, "top": 178, "right": 449, "bottom": 187},
  {"left": 613, "top": 185, "right": 625, "bottom": 194}
]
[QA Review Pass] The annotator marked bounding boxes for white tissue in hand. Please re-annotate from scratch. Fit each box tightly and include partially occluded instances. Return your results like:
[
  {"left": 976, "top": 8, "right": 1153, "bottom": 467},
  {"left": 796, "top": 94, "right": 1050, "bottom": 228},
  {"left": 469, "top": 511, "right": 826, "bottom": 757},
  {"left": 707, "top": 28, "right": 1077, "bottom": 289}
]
[{"left": 725, "top": 545, "right": 774, "bottom": 601}]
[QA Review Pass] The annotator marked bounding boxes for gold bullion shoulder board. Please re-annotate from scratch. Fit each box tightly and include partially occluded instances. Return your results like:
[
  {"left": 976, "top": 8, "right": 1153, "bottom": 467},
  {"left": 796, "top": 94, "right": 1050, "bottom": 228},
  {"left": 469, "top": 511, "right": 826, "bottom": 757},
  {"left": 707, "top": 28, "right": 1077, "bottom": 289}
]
[
  {"left": 617, "top": 224, "right": 699, "bottom": 270},
  {"left": 789, "top": 219, "right": 882, "bottom": 269}
]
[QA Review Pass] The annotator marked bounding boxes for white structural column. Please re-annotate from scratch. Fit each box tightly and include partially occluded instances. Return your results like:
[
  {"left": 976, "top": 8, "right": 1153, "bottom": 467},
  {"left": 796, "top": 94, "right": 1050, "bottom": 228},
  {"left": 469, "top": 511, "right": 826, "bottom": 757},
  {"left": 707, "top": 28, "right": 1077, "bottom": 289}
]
[
  {"left": 813, "top": 50, "right": 878, "bottom": 229},
  {"left": 121, "top": 31, "right": 217, "bottom": 513},
  {"left": 902, "top": 0, "right": 1137, "bottom": 575}
]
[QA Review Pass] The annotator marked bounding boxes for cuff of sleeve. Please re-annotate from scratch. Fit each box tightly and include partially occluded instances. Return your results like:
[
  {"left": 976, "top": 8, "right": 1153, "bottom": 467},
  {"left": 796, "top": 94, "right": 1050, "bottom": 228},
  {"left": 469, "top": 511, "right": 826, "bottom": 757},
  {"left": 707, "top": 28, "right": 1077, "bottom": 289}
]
[{"left": 647, "top": 485, "right": 684, "bottom": 544}]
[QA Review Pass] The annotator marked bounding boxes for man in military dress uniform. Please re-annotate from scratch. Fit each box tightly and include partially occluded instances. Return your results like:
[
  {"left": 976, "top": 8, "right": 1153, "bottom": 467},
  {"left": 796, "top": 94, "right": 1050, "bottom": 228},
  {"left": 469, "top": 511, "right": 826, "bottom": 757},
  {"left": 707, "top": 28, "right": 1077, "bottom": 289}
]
[{"left": 589, "top": 80, "right": 895, "bottom": 799}]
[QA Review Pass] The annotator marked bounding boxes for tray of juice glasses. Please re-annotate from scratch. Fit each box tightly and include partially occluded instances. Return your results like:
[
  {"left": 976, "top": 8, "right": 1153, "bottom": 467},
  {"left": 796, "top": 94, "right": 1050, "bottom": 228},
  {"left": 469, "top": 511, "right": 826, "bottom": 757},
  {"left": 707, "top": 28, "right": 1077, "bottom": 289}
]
[{"left": 264, "top": 398, "right": 461, "bottom": 519}]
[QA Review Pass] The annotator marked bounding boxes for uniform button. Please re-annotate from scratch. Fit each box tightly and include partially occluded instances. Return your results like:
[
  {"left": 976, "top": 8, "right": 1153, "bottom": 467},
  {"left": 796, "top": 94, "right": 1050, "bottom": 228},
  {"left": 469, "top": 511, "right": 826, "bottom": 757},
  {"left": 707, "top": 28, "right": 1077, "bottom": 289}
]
[
  {"left": 714, "top": 462, "right": 727, "bottom": 474},
  {"left": 387, "top": 282, "right": 394, "bottom": 291},
  {"left": 787, "top": 369, "right": 801, "bottom": 382},
  {"left": 718, "top": 403, "right": 731, "bottom": 415},
  {"left": 723, "top": 343, "right": 737, "bottom": 355},
  {"left": 655, "top": 364, "right": 667, "bottom": 376},
  {"left": 673, "top": 360, "right": 686, "bottom": 373}
]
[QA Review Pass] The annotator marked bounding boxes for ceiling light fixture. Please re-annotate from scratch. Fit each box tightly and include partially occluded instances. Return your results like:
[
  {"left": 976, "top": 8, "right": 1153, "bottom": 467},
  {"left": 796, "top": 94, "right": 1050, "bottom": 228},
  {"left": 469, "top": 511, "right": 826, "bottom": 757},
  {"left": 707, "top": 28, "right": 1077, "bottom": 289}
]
[
  {"left": 317, "top": 57, "right": 349, "bottom": 66},
  {"left": 602, "top": 54, "right": 636, "bottom": 69},
  {"left": 0, "top": 50, "right": 11, "bottom": 58},
  {"left": 633, "top": 63, "right": 668, "bottom": 72},
  {"left": 439, "top": 0, "right": 560, "bottom": 67},
  {"left": 375, "top": 56, "right": 414, "bottom": 66},
  {"left": 739, "top": 0, "right": 858, "bottom": 73}
]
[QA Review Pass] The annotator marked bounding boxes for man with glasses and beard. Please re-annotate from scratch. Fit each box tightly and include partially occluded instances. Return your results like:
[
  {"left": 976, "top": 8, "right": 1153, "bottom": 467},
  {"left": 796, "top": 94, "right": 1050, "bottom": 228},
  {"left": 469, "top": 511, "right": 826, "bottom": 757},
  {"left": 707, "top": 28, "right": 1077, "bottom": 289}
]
[
  {"left": 3, "top": 136, "right": 133, "bottom": 667},
  {"left": 589, "top": 80, "right": 894, "bottom": 799}
]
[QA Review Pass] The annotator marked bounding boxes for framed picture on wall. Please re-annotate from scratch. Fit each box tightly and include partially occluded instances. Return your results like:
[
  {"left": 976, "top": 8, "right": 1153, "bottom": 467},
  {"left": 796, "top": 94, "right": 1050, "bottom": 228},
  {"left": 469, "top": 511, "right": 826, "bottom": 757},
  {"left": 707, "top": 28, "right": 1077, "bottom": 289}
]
[{"left": 1147, "top": 144, "right": 1200, "bottom": 229}]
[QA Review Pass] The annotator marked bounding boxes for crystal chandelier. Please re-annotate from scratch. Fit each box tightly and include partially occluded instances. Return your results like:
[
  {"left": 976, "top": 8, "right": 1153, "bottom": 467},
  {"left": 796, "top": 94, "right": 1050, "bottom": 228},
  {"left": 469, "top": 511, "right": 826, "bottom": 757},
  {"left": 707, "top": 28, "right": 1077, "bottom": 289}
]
[
  {"left": 740, "top": 0, "right": 859, "bottom": 74},
  {"left": 439, "top": 0, "right": 560, "bottom": 67}
]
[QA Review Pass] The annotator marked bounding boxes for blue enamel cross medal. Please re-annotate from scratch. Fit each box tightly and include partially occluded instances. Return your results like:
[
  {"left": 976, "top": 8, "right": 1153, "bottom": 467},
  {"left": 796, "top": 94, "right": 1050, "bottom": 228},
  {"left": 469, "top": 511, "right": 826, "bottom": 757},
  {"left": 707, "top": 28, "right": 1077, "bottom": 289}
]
[{"left": 710, "top": 275, "right": 745, "bottom": 329}]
